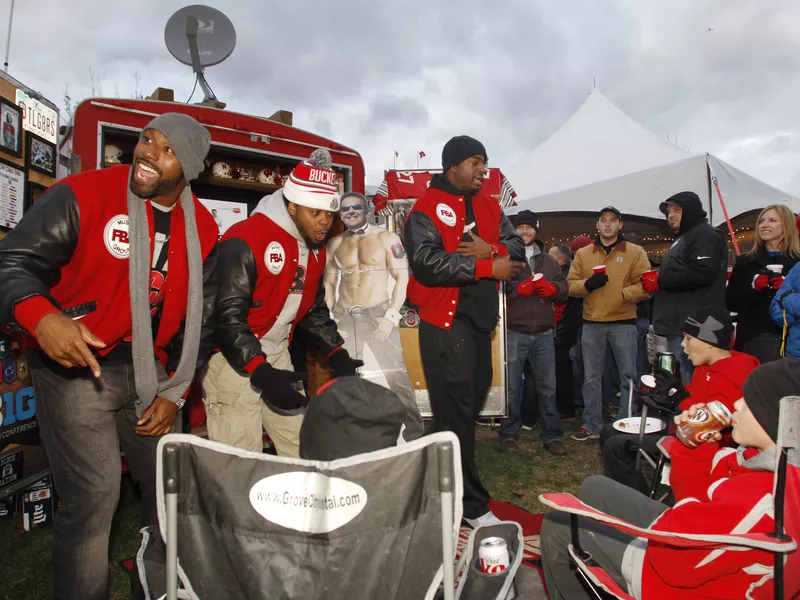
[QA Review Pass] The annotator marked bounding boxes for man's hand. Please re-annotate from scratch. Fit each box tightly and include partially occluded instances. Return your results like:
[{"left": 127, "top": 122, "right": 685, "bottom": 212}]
[
  {"left": 373, "top": 317, "right": 394, "bottom": 341},
  {"left": 329, "top": 348, "right": 364, "bottom": 377},
  {"left": 250, "top": 362, "right": 308, "bottom": 411},
  {"left": 491, "top": 258, "right": 525, "bottom": 281},
  {"left": 457, "top": 231, "right": 494, "bottom": 259},
  {"left": 34, "top": 313, "right": 106, "bottom": 378},
  {"left": 584, "top": 272, "right": 609, "bottom": 292},
  {"left": 136, "top": 396, "right": 179, "bottom": 437}
]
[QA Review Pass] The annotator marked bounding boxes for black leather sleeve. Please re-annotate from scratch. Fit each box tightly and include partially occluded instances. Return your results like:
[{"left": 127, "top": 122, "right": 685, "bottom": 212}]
[
  {"left": 499, "top": 212, "right": 525, "bottom": 261},
  {"left": 165, "top": 244, "right": 220, "bottom": 373},
  {"left": 404, "top": 211, "right": 479, "bottom": 287},
  {"left": 213, "top": 237, "right": 264, "bottom": 375},
  {"left": 294, "top": 273, "right": 344, "bottom": 356},
  {"left": 0, "top": 184, "right": 79, "bottom": 323}
]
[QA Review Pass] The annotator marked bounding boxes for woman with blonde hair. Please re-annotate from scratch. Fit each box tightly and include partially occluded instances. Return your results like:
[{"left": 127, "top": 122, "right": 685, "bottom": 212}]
[{"left": 727, "top": 204, "right": 800, "bottom": 359}]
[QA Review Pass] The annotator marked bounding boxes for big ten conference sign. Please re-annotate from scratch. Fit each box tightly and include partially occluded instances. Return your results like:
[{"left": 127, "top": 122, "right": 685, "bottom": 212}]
[{"left": 0, "top": 326, "right": 37, "bottom": 451}]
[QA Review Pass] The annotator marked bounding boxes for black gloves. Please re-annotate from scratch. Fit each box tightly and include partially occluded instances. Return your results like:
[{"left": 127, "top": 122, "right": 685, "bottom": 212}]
[
  {"left": 654, "top": 365, "right": 689, "bottom": 407},
  {"left": 636, "top": 392, "right": 680, "bottom": 415},
  {"left": 328, "top": 349, "right": 364, "bottom": 378},
  {"left": 584, "top": 272, "right": 609, "bottom": 292},
  {"left": 250, "top": 362, "right": 308, "bottom": 411}
]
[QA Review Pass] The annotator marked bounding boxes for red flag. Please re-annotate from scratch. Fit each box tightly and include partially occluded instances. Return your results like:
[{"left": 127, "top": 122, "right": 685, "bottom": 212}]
[{"left": 418, "top": 150, "right": 426, "bottom": 158}]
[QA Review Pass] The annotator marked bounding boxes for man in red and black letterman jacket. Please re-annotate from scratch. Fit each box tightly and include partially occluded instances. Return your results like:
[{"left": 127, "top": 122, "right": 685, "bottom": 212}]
[
  {"left": 404, "top": 135, "right": 525, "bottom": 527},
  {"left": 0, "top": 113, "right": 218, "bottom": 600},
  {"left": 204, "top": 148, "right": 362, "bottom": 457}
]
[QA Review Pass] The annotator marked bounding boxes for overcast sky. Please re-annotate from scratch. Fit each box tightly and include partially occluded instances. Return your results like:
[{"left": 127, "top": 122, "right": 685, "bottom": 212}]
[{"left": 5, "top": 0, "right": 800, "bottom": 193}]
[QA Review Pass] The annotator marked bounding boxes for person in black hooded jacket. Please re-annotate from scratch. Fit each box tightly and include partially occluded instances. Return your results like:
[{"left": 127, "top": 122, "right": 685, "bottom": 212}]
[{"left": 642, "top": 191, "right": 727, "bottom": 383}]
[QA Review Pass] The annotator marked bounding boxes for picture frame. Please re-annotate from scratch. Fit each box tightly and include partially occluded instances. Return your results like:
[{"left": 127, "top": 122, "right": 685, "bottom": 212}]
[
  {"left": 25, "top": 133, "right": 56, "bottom": 177},
  {"left": 0, "top": 156, "right": 26, "bottom": 230},
  {"left": 0, "top": 97, "right": 22, "bottom": 158},
  {"left": 27, "top": 181, "right": 46, "bottom": 213}
]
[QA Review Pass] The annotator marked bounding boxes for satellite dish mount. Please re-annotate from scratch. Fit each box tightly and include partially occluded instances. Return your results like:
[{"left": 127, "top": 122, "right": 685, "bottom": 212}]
[{"left": 164, "top": 5, "right": 236, "bottom": 109}]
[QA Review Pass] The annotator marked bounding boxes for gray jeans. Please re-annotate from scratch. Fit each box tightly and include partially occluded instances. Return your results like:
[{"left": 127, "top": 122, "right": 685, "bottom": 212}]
[
  {"left": 31, "top": 357, "right": 178, "bottom": 600},
  {"left": 541, "top": 475, "right": 667, "bottom": 599}
]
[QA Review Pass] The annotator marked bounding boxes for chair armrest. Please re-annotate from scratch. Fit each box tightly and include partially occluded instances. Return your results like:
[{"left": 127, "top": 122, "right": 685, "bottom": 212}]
[
  {"left": 568, "top": 546, "right": 636, "bottom": 600},
  {"left": 539, "top": 493, "right": 797, "bottom": 553}
]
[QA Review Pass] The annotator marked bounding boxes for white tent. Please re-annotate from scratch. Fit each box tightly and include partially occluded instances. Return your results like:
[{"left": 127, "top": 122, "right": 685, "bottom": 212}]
[{"left": 505, "top": 89, "right": 799, "bottom": 225}]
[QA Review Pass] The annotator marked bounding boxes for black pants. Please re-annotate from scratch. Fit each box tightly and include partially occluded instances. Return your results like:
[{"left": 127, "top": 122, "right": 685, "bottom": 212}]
[
  {"left": 419, "top": 317, "right": 492, "bottom": 519},
  {"left": 31, "top": 356, "right": 176, "bottom": 600},
  {"left": 602, "top": 428, "right": 661, "bottom": 497},
  {"left": 554, "top": 344, "right": 574, "bottom": 417}
]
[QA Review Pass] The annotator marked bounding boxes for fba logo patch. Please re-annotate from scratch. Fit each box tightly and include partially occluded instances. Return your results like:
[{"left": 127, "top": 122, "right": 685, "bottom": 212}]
[
  {"left": 436, "top": 203, "right": 457, "bottom": 227},
  {"left": 103, "top": 214, "right": 130, "bottom": 259},
  {"left": 265, "top": 241, "right": 285, "bottom": 275}
]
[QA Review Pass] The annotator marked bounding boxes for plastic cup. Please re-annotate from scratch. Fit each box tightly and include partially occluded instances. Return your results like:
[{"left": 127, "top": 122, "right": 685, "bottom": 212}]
[
  {"left": 642, "top": 269, "right": 657, "bottom": 282},
  {"left": 640, "top": 374, "right": 656, "bottom": 393},
  {"left": 766, "top": 265, "right": 784, "bottom": 275},
  {"left": 592, "top": 265, "right": 606, "bottom": 275},
  {"left": 532, "top": 273, "right": 544, "bottom": 282}
]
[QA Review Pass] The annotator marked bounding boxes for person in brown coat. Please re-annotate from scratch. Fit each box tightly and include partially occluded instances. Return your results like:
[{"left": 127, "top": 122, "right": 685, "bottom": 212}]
[{"left": 567, "top": 206, "right": 651, "bottom": 440}]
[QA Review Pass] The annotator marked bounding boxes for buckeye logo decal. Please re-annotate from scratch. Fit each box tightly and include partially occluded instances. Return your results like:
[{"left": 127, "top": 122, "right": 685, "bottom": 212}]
[
  {"left": 265, "top": 241, "right": 285, "bottom": 275},
  {"left": 103, "top": 214, "right": 130, "bottom": 259},
  {"left": 435, "top": 203, "right": 457, "bottom": 227}
]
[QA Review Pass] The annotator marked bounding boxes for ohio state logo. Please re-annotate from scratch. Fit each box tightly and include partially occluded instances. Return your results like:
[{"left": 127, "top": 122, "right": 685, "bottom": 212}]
[
  {"left": 435, "top": 203, "right": 456, "bottom": 227},
  {"left": 103, "top": 214, "right": 130, "bottom": 259},
  {"left": 265, "top": 241, "right": 285, "bottom": 275}
]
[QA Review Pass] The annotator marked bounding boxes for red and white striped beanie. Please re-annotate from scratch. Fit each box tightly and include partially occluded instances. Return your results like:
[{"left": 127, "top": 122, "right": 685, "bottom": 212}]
[{"left": 283, "top": 148, "right": 340, "bottom": 211}]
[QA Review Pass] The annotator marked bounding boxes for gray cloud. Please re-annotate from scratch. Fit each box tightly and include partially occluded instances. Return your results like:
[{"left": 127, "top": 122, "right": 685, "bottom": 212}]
[{"left": 5, "top": 0, "right": 800, "bottom": 194}]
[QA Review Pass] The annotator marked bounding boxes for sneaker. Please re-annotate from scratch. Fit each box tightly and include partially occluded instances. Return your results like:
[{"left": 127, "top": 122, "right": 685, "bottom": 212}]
[
  {"left": 570, "top": 427, "right": 600, "bottom": 441},
  {"left": 544, "top": 440, "right": 568, "bottom": 456},
  {"left": 464, "top": 510, "right": 503, "bottom": 529},
  {"left": 498, "top": 439, "right": 520, "bottom": 454}
]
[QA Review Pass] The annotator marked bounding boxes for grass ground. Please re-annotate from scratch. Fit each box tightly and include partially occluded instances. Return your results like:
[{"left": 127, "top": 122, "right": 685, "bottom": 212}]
[{"left": 0, "top": 421, "right": 602, "bottom": 600}]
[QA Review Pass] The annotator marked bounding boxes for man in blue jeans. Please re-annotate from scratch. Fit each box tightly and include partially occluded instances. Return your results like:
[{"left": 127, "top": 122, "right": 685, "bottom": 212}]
[
  {"left": 567, "top": 207, "right": 651, "bottom": 440},
  {"left": 500, "top": 211, "right": 569, "bottom": 455}
]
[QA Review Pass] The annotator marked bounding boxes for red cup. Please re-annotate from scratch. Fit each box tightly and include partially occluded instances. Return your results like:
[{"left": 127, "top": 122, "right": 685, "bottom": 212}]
[
  {"left": 642, "top": 269, "right": 657, "bottom": 284},
  {"left": 592, "top": 265, "right": 606, "bottom": 275},
  {"left": 532, "top": 273, "right": 544, "bottom": 282},
  {"left": 640, "top": 374, "right": 656, "bottom": 393}
]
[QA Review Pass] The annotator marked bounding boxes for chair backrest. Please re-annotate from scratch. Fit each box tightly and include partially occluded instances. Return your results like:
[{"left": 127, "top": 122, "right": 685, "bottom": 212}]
[
  {"left": 758, "top": 396, "right": 800, "bottom": 600},
  {"left": 156, "top": 431, "right": 463, "bottom": 600}
]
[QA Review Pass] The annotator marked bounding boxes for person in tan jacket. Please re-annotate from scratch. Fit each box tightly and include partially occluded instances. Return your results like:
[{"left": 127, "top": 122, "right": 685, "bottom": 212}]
[{"left": 567, "top": 206, "right": 651, "bottom": 440}]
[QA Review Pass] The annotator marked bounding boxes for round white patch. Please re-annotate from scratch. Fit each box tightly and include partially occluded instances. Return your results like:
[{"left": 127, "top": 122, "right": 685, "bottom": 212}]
[
  {"left": 103, "top": 214, "right": 130, "bottom": 259},
  {"left": 435, "top": 203, "right": 457, "bottom": 227},
  {"left": 265, "top": 241, "right": 286, "bottom": 275}
]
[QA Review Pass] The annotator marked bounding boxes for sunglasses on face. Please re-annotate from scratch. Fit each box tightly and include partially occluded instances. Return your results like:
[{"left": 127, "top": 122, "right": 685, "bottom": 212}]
[{"left": 341, "top": 204, "right": 366, "bottom": 213}]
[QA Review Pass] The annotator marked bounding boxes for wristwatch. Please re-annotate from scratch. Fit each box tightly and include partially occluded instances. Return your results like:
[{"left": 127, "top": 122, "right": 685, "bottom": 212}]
[
  {"left": 383, "top": 308, "right": 403, "bottom": 327},
  {"left": 490, "top": 244, "right": 500, "bottom": 259}
]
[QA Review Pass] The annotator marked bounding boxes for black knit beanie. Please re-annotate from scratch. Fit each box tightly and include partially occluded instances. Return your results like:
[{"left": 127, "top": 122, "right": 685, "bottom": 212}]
[
  {"left": 742, "top": 358, "right": 800, "bottom": 442},
  {"left": 683, "top": 306, "right": 734, "bottom": 350},
  {"left": 442, "top": 135, "right": 487, "bottom": 171}
]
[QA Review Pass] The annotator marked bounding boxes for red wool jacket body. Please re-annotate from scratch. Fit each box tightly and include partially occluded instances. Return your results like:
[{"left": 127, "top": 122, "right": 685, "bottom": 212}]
[
  {"left": 2, "top": 165, "right": 218, "bottom": 367},
  {"left": 404, "top": 185, "right": 524, "bottom": 329}
]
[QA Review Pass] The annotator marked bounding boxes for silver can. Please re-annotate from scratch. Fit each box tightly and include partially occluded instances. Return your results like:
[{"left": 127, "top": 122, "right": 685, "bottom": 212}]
[{"left": 479, "top": 537, "right": 510, "bottom": 574}]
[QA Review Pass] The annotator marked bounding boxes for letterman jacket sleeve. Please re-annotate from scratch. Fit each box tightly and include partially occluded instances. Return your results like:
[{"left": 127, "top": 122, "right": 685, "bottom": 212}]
[
  {"left": 213, "top": 237, "right": 266, "bottom": 375},
  {"left": 165, "top": 244, "right": 220, "bottom": 374},
  {"left": 294, "top": 273, "right": 344, "bottom": 356},
  {"left": 404, "top": 211, "right": 488, "bottom": 286},
  {"left": 498, "top": 212, "right": 525, "bottom": 261},
  {"left": 0, "top": 184, "right": 79, "bottom": 331}
]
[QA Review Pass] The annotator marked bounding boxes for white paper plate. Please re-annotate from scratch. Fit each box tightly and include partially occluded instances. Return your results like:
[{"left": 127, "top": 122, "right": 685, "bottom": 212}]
[{"left": 612, "top": 417, "right": 665, "bottom": 434}]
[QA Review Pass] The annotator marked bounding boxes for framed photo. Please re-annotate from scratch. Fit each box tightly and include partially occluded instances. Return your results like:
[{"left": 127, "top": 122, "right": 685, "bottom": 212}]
[
  {"left": 25, "top": 133, "right": 56, "bottom": 177},
  {"left": 0, "top": 156, "right": 26, "bottom": 229},
  {"left": 0, "top": 97, "right": 22, "bottom": 158},
  {"left": 27, "top": 181, "right": 46, "bottom": 212}
]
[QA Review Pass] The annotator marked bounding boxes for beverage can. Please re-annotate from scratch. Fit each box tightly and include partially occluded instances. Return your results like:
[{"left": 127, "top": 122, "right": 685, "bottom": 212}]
[
  {"left": 676, "top": 400, "right": 732, "bottom": 448},
  {"left": 479, "top": 537, "right": 510, "bottom": 574},
  {"left": 657, "top": 352, "right": 676, "bottom": 374}
]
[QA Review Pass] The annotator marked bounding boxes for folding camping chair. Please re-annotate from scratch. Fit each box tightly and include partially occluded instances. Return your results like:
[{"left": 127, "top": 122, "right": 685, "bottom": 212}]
[
  {"left": 156, "top": 431, "right": 463, "bottom": 600},
  {"left": 541, "top": 396, "right": 800, "bottom": 600}
]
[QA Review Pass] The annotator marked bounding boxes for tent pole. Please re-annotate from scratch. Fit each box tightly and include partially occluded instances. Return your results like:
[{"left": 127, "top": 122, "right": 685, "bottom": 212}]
[
  {"left": 706, "top": 154, "right": 713, "bottom": 225},
  {"left": 707, "top": 155, "right": 741, "bottom": 256}
]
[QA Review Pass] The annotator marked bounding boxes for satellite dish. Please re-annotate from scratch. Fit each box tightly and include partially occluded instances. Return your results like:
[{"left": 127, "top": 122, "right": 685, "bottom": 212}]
[{"left": 164, "top": 5, "right": 236, "bottom": 106}]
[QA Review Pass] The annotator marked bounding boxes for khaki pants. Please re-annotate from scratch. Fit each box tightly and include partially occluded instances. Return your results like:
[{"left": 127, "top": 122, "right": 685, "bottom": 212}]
[{"left": 203, "top": 348, "right": 303, "bottom": 457}]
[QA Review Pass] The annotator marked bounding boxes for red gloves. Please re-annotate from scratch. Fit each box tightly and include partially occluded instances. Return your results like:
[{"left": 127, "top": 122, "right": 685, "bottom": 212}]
[
  {"left": 641, "top": 270, "right": 659, "bottom": 294},
  {"left": 769, "top": 275, "right": 785, "bottom": 290},
  {"left": 753, "top": 273, "right": 771, "bottom": 292},
  {"left": 534, "top": 279, "right": 558, "bottom": 297},
  {"left": 516, "top": 277, "right": 557, "bottom": 298}
]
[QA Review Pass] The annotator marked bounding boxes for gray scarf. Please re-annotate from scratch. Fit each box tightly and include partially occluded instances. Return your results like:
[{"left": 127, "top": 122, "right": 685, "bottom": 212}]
[{"left": 127, "top": 176, "right": 203, "bottom": 417}]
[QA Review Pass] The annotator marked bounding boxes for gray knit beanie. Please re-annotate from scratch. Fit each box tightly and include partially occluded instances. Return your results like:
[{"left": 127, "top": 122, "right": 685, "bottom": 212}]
[{"left": 143, "top": 113, "right": 210, "bottom": 181}]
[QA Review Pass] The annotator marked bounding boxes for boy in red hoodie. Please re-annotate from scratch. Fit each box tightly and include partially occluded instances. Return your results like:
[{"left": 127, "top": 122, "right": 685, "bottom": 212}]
[
  {"left": 603, "top": 306, "right": 760, "bottom": 494},
  {"left": 542, "top": 357, "right": 799, "bottom": 599}
]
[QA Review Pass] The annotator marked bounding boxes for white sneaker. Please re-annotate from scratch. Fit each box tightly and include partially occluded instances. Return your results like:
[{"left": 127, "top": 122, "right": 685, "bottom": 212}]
[{"left": 464, "top": 510, "right": 503, "bottom": 528}]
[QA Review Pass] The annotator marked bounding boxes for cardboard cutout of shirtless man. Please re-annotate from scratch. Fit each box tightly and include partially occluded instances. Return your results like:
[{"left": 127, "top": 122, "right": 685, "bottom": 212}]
[{"left": 324, "top": 192, "right": 416, "bottom": 402}]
